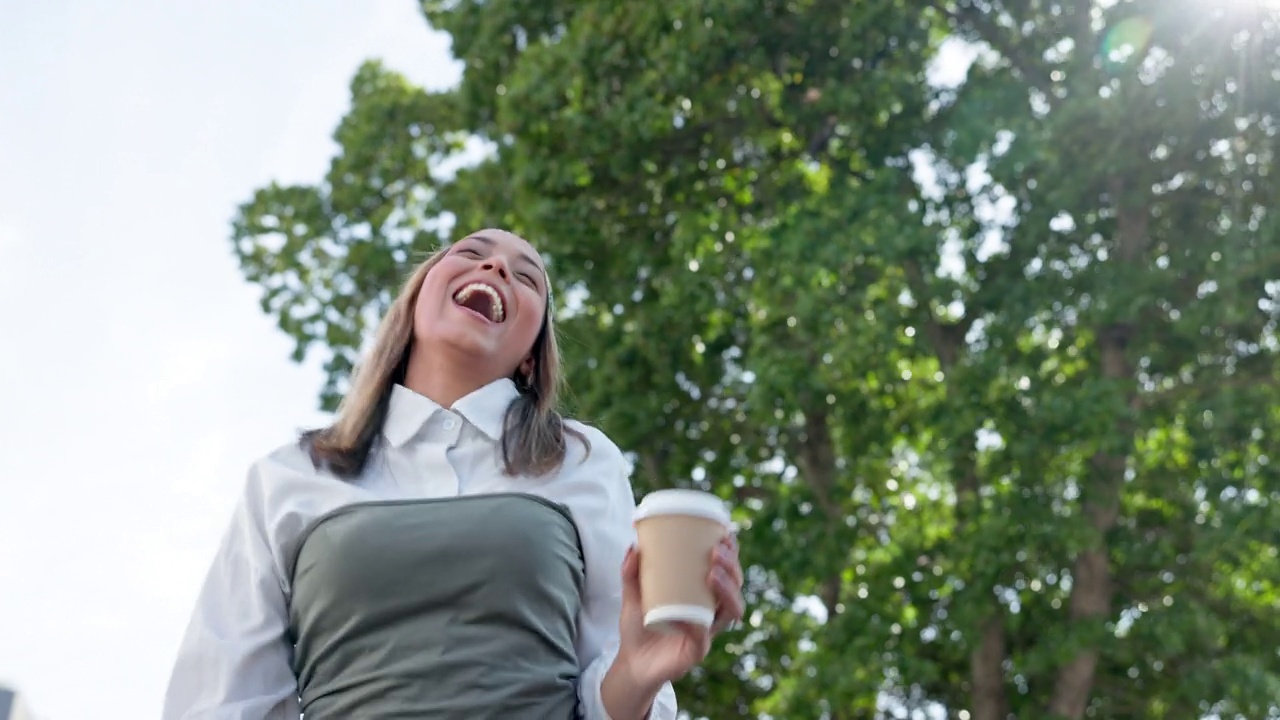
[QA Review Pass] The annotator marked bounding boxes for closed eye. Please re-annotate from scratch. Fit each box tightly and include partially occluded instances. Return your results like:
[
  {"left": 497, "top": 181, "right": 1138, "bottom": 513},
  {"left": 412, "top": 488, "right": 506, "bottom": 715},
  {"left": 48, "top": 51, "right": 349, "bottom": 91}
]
[{"left": 518, "top": 272, "right": 539, "bottom": 289}]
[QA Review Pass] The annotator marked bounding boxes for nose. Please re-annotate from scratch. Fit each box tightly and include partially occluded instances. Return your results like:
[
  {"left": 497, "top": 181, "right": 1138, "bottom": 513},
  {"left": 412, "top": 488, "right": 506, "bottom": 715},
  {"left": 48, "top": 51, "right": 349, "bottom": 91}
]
[{"left": 480, "top": 255, "right": 510, "bottom": 280}]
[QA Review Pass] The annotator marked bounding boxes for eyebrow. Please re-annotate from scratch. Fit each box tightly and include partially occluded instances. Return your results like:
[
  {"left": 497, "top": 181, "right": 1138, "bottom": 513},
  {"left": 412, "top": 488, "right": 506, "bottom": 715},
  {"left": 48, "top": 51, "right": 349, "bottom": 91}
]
[{"left": 463, "top": 233, "right": 545, "bottom": 276}]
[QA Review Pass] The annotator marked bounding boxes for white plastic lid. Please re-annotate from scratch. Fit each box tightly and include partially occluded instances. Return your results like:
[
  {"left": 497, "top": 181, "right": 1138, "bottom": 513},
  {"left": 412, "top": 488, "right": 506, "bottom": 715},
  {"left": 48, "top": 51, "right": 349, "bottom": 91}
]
[
  {"left": 633, "top": 489, "right": 731, "bottom": 525},
  {"left": 644, "top": 604, "right": 716, "bottom": 632}
]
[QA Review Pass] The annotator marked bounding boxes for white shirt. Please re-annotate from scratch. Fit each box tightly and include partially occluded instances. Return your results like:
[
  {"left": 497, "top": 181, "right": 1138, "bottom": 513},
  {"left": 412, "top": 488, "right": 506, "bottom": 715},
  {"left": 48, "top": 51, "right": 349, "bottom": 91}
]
[{"left": 162, "top": 379, "right": 678, "bottom": 720}]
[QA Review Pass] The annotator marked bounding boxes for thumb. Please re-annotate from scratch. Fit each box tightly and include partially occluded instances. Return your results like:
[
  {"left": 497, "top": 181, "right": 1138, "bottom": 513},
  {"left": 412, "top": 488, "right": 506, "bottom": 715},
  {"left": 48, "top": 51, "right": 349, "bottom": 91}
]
[{"left": 620, "top": 544, "right": 642, "bottom": 607}]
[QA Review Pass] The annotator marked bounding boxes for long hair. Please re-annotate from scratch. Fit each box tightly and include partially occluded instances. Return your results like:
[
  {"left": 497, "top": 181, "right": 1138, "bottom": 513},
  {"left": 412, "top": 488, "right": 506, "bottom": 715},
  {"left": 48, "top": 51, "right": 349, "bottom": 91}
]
[{"left": 302, "top": 246, "right": 586, "bottom": 478}]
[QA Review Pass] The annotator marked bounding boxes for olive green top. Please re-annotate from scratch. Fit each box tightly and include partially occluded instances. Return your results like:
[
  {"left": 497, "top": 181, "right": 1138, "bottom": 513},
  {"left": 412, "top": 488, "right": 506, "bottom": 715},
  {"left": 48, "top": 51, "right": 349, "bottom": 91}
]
[{"left": 287, "top": 493, "right": 585, "bottom": 719}]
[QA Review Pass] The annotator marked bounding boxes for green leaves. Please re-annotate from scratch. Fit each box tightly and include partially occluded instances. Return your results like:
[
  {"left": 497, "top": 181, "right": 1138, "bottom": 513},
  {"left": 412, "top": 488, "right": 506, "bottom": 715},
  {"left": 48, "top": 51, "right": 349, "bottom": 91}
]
[
  {"left": 231, "top": 61, "right": 471, "bottom": 407},
  {"left": 232, "top": 0, "right": 1280, "bottom": 716}
]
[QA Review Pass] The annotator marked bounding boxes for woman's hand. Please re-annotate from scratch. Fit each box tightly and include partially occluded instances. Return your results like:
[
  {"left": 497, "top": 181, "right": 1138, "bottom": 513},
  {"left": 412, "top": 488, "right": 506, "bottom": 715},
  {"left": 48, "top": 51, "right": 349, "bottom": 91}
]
[{"left": 613, "top": 534, "right": 745, "bottom": 689}]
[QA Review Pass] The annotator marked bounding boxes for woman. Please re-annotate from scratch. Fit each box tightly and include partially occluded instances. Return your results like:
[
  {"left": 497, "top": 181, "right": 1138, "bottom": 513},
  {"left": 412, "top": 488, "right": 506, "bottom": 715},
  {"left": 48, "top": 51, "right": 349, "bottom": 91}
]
[{"left": 162, "top": 228, "right": 745, "bottom": 719}]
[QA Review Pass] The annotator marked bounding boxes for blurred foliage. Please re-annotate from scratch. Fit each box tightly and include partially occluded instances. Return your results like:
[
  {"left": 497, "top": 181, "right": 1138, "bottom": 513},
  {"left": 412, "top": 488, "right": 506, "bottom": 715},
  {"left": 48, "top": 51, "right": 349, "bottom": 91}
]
[{"left": 230, "top": 0, "right": 1280, "bottom": 717}]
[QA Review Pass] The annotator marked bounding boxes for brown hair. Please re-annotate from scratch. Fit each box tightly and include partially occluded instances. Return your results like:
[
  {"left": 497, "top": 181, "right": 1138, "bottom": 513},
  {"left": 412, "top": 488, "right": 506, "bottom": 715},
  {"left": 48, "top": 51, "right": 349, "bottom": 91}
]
[{"left": 301, "top": 246, "right": 586, "bottom": 478}]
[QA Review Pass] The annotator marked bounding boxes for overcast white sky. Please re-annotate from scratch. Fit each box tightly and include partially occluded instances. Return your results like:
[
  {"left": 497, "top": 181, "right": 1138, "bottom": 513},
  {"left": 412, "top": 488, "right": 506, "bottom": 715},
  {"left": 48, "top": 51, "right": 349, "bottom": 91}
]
[
  {"left": 0, "top": 2, "right": 457, "bottom": 717},
  {"left": 0, "top": 3, "right": 985, "bottom": 716}
]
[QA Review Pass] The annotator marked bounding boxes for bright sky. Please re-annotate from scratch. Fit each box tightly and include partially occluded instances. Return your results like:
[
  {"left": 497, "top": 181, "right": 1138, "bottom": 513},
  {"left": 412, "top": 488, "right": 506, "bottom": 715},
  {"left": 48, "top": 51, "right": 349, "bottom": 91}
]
[
  {"left": 0, "top": 2, "right": 457, "bottom": 717},
  {"left": 0, "top": 3, "right": 984, "bottom": 715}
]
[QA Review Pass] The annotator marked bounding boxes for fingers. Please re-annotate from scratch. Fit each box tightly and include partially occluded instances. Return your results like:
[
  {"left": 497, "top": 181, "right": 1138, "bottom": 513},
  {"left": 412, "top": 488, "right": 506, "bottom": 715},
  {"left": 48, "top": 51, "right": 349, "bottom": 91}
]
[
  {"left": 709, "top": 567, "right": 745, "bottom": 633},
  {"left": 712, "top": 536, "right": 744, "bottom": 589},
  {"left": 708, "top": 535, "right": 745, "bottom": 634}
]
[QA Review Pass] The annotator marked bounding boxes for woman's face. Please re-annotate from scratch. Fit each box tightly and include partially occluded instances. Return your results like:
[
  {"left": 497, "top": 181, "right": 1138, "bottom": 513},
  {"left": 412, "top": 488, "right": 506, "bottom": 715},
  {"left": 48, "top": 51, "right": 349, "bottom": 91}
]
[{"left": 412, "top": 229, "right": 548, "bottom": 380}]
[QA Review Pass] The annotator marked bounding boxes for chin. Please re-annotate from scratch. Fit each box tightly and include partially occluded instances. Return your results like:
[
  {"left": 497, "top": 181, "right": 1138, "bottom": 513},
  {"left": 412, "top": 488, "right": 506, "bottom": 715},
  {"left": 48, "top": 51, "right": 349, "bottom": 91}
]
[{"left": 426, "top": 324, "right": 504, "bottom": 358}]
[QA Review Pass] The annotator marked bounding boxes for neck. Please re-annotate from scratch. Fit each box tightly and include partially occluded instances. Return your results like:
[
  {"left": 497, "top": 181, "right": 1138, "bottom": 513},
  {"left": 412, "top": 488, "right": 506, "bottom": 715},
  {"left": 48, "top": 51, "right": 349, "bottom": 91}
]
[{"left": 402, "top": 348, "right": 500, "bottom": 408}]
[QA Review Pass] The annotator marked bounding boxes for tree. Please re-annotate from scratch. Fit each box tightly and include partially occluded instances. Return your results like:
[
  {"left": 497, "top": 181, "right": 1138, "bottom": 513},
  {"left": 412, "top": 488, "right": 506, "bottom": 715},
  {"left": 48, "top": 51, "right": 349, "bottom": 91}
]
[{"left": 230, "top": 0, "right": 1280, "bottom": 717}]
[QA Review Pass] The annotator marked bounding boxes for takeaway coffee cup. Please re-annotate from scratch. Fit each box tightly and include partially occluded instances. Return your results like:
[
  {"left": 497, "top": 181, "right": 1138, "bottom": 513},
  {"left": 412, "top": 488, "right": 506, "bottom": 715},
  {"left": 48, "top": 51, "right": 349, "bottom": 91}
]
[{"left": 633, "top": 489, "right": 732, "bottom": 632}]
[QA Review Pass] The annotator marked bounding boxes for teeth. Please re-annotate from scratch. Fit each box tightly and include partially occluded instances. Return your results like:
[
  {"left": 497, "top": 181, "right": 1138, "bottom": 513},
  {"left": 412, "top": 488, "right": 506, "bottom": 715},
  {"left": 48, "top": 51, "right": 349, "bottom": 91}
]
[{"left": 454, "top": 282, "right": 505, "bottom": 322}]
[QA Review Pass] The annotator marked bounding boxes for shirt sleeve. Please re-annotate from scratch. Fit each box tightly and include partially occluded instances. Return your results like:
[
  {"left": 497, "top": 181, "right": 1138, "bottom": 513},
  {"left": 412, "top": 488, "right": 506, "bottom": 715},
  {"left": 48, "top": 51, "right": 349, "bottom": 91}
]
[
  {"left": 570, "top": 428, "right": 678, "bottom": 720},
  {"left": 162, "top": 461, "right": 300, "bottom": 720}
]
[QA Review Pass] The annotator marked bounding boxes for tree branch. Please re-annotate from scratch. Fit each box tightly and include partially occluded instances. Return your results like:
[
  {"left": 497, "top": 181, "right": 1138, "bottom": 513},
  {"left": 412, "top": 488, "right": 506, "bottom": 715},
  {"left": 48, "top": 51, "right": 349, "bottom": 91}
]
[
  {"left": 947, "top": 1, "right": 1056, "bottom": 100},
  {"left": 903, "top": 259, "right": 977, "bottom": 370}
]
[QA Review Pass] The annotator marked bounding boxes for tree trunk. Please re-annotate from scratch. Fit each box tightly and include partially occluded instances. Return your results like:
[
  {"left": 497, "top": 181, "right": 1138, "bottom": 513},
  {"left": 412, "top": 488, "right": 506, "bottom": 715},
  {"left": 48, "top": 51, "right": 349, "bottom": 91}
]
[
  {"left": 1046, "top": 364, "right": 1128, "bottom": 717},
  {"left": 956, "top": 460, "right": 1010, "bottom": 720},
  {"left": 970, "top": 615, "right": 1010, "bottom": 720},
  {"left": 793, "top": 405, "right": 845, "bottom": 616},
  {"left": 1048, "top": 183, "right": 1146, "bottom": 718},
  {"left": 908, "top": 268, "right": 1009, "bottom": 720}
]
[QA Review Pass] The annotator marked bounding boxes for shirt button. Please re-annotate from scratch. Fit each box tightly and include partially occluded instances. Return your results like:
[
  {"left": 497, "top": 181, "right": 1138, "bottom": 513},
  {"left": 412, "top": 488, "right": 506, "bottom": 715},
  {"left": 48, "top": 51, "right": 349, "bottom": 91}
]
[{"left": 443, "top": 418, "right": 457, "bottom": 430}]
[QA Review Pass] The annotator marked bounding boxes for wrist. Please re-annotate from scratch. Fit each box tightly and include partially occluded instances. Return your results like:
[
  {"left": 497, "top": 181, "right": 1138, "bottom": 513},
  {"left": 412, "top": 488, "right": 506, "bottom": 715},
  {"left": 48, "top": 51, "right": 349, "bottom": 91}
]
[{"left": 601, "top": 650, "right": 664, "bottom": 720}]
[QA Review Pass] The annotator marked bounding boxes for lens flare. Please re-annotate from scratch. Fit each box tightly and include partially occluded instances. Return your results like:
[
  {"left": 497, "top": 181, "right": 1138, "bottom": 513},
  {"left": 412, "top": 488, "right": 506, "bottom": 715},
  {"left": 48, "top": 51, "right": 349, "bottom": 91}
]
[{"left": 1101, "top": 16, "right": 1155, "bottom": 66}]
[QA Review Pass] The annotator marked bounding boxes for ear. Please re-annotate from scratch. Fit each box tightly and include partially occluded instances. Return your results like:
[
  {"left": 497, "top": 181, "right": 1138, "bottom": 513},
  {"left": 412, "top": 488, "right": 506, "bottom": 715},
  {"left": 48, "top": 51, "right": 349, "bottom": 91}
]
[{"left": 519, "top": 355, "right": 535, "bottom": 378}]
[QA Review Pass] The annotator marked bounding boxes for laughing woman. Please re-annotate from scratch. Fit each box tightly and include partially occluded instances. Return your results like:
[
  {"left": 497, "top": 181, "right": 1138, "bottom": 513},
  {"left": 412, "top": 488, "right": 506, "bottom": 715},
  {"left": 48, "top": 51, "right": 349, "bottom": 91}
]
[{"left": 161, "top": 229, "right": 745, "bottom": 720}]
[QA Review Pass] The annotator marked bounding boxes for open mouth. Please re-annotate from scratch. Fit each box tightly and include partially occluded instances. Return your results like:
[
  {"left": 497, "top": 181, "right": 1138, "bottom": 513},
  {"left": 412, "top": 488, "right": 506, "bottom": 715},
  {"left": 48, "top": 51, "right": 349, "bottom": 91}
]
[{"left": 452, "top": 282, "right": 506, "bottom": 323}]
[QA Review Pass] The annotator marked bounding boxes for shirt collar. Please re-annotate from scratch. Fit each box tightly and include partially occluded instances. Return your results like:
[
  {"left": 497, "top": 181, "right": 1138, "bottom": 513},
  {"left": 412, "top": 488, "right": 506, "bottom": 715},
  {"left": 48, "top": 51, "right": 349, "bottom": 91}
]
[{"left": 383, "top": 379, "right": 520, "bottom": 447}]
